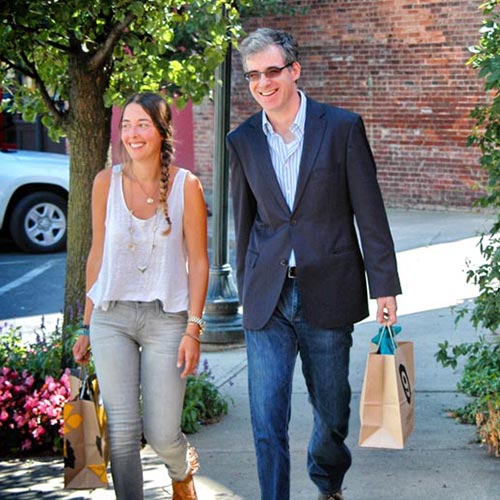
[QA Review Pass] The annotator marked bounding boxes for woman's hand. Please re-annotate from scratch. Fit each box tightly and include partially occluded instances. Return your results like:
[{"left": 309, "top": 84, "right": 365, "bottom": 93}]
[
  {"left": 73, "top": 335, "right": 91, "bottom": 365},
  {"left": 177, "top": 333, "right": 201, "bottom": 379}
]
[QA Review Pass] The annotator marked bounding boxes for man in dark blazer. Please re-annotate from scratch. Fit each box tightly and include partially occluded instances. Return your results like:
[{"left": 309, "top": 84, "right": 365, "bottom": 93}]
[{"left": 227, "top": 28, "right": 401, "bottom": 500}]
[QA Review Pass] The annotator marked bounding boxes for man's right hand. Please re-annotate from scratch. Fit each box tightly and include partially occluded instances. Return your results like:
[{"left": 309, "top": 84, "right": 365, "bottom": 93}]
[{"left": 376, "top": 296, "right": 398, "bottom": 326}]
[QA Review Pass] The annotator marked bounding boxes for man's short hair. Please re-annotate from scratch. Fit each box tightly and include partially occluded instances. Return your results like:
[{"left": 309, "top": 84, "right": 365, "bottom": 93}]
[{"left": 239, "top": 28, "right": 299, "bottom": 70}]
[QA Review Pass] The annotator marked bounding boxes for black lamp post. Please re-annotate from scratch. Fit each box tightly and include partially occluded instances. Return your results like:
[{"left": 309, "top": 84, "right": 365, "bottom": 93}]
[{"left": 202, "top": 43, "right": 244, "bottom": 345}]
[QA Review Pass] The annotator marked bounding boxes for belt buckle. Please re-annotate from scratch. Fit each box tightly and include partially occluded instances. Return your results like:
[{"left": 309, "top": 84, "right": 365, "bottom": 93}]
[{"left": 287, "top": 267, "right": 297, "bottom": 279}]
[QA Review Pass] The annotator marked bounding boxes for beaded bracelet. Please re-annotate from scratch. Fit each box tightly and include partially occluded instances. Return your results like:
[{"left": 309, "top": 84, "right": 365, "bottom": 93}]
[
  {"left": 78, "top": 324, "right": 90, "bottom": 337},
  {"left": 187, "top": 315, "right": 206, "bottom": 334},
  {"left": 182, "top": 331, "right": 201, "bottom": 344}
]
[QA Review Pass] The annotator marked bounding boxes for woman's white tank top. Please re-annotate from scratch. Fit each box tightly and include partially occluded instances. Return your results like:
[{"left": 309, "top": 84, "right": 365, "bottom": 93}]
[{"left": 88, "top": 164, "right": 189, "bottom": 312}]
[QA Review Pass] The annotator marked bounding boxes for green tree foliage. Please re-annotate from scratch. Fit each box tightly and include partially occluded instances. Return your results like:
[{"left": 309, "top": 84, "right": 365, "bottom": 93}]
[{"left": 1, "top": 1, "right": 243, "bottom": 131}]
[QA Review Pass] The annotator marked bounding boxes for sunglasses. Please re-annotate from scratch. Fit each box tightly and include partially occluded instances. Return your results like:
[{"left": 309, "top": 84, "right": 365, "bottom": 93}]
[{"left": 243, "top": 62, "right": 294, "bottom": 82}]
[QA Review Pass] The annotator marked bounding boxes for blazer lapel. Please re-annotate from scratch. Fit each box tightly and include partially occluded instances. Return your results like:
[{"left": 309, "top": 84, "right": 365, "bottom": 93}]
[
  {"left": 247, "top": 114, "right": 291, "bottom": 215},
  {"left": 292, "top": 99, "right": 327, "bottom": 213}
]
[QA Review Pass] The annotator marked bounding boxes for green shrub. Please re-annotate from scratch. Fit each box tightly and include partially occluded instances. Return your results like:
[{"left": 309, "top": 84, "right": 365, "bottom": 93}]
[
  {"left": 435, "top": 335, "right": 500, "bottom": 456},
  {"left": 436, "top": 0, "right": 500, "bottom": 458},
  {"left": 181, "top": 358, "right": 231, "bottom": 434},
  {"left": 0, "top": 320, "right": 76, "bottom": 379}
]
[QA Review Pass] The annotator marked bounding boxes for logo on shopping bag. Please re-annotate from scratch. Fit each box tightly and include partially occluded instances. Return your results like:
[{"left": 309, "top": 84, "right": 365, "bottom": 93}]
[{"left": 399, "top": 364, "right": 411, "bottom": 404}]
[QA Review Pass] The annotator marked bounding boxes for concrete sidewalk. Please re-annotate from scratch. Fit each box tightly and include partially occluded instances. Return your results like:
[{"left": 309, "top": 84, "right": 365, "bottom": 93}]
[{"left": 1, "top": 209, "right": 499, "bottom": 499}]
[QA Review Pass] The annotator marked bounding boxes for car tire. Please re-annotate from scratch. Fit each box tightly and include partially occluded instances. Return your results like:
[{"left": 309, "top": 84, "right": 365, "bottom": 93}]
[{"left": 9, "top": 191, "right": 67, "bottom": 253}]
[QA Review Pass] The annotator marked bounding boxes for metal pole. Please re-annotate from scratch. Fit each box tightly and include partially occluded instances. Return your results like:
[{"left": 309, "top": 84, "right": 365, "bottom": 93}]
[{"left": 202, "top": 43, "right": 244, "bottom": 345}]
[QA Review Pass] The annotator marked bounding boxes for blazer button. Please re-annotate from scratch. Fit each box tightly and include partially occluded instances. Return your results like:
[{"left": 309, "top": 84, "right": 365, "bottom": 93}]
[
  {"left": 280, "top": 259, "right": 288, "bottom": 267},
  {"left": 290, "top": 219, "right": 297, "bottom": 226}
]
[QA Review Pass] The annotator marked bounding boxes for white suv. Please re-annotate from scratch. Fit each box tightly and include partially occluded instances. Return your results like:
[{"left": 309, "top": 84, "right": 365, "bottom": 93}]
[{"left": 0, "top": 149, "right": 69, "bottom": 253}]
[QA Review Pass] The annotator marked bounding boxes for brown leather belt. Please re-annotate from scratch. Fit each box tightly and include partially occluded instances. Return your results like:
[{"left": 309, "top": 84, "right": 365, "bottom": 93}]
[{"left": 287, "top": 267, "right": 297, "bottom": 279}]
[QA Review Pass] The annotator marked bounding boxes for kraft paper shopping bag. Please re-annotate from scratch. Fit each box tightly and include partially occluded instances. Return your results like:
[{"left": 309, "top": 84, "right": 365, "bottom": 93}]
[
  {"left": 63, "top": 369, "right": 109, "bottom": 489},
  {"left": 359, "top": 326, "right": 415, "bottom": 449}
]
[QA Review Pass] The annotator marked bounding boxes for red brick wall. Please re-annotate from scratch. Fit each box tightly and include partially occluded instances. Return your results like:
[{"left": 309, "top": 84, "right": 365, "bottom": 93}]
[{"left": 194, "top": 0, "right": 487, "bottom": 209}]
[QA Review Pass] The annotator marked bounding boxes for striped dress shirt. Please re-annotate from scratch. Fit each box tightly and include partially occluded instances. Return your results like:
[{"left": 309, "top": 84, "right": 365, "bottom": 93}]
[{"left": 262, "top": 90, "right": 307, "bottom": 267}]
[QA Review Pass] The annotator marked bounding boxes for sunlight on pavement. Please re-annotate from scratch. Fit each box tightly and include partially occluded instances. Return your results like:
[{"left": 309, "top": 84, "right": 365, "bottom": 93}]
[{"left": 368, "top": 235, "right": 485, "bottom": 320}]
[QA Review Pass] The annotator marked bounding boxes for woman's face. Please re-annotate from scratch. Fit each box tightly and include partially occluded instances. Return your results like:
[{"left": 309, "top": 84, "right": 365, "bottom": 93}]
[{"left": 120, "top": 103, "right": 162, "bottom": 165}]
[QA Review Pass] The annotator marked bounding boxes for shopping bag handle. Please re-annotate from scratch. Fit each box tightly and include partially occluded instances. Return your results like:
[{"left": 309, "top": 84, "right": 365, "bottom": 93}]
[
  {"left": 375, "top": 324, "right": 398, "bottom": 354},
  {"left": 79, "top": 366, "right": 89, "bottom": 400}
]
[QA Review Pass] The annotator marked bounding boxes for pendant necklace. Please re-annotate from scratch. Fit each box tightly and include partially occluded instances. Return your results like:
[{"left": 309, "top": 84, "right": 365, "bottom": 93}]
[
  {"left": 127, "top": 208, "right": 161, "bottom": 273},
  {"left": 130, "top": 168, "right": 159, "bottom": 205}
]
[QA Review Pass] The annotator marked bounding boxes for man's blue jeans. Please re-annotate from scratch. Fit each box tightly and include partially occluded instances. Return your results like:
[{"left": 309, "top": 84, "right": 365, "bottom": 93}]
[{"left": 245, "top": 277, "right": 353, "bottom": 500}]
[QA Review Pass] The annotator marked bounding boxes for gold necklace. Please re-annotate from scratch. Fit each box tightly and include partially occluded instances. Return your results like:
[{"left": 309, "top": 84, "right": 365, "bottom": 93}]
[{"left": 129, "top": 168, "right": 159, "bottom": 205}]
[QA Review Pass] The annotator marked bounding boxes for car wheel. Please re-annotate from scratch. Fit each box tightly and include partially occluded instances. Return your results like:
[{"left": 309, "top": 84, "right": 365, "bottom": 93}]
[{"left": 10, "top": 192, "right": 67, "bottom": 253}]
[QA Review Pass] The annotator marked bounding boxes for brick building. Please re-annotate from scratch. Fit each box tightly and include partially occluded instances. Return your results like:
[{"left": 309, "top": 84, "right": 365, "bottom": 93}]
[{"left": 193, "top": 0, "right": 487, "bottom": 209}]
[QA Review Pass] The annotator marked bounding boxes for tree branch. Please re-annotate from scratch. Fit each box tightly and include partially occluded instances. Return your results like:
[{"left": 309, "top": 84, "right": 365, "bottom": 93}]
[
  {"left": 7, "top": 17, "right": 71, "bottom": 53},
  {"left": 88, "top": 12, "right": 136, "bottom": 72},
  {"left": 19, "top": 52, "right": 65, "bottom": 129},
  {"left": 0, "top": 55, "right": 37, "bottom": 80}
]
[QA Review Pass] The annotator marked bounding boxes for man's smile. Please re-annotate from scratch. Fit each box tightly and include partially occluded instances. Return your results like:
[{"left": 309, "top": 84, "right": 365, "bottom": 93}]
[{"left": 259, "top": 89, "right": 278, "bottom": 97}]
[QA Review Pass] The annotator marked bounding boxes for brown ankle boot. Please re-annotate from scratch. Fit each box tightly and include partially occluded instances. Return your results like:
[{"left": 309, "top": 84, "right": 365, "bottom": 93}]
[
  {"left": 172, "top": 473, "right": 197, "bottom": 500},
  {"left": 172, "top": 446, "right": 199, "bottom": 500}
]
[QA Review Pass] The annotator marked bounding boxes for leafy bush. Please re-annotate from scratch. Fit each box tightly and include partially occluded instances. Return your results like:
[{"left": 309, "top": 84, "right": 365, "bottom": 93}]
[
  {"left": 454, "top": 235, "right": 500, "bottom": 334},
  {"left": 182, "top": 358, "right": 231, "bottom": 434},
  {"left": 435, "top": 0, "right": 500, "bottom": 458},
  {"left": 435, "top": 335, "right": 500, "bottom": 456},
  {"left": 0, "top": 321, "right": 230, "bottom": 456},
  {"left": 464, "top": 0, "right": 500, "bottom": 337}
]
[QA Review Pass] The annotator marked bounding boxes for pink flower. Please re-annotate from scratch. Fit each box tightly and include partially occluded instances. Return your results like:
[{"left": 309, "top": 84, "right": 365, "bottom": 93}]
[
  {"left": 0, "top": 390, "right": 12, "bottom": 401},
  {"left": 32, "top": 425, "right": 46, "bottom": 440},
  {"left": 23, "top": 396, "right": 36, "bottom": 412},
  {"left": 21, "top": 439, "right": 32, "bottom": 451},
  {"left": 28, "top": 417, "right": 39, "bottom": 430},
  {"left": 49, "top": 394, "right": 65, "bottom": 407},
  {"left": 61, "top": 368, "right": 70, "bottom": 384},
  {"left": 13, "top": 413, "right": 27, "bottom": 428},
  {"left": 44, "top": 376, "right": 57, "bottom": 393},
  {"left": 45, "top": 406, "right": 56, "bottom": 418},
  {"left": 0, "top": 409, "right": 9, "bottom": 421}
]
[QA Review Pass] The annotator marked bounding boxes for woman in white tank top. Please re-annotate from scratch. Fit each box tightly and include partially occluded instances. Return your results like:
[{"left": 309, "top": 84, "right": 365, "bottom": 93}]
[{"left": 72, "top": 92, "right": 208, "bottom": 500}]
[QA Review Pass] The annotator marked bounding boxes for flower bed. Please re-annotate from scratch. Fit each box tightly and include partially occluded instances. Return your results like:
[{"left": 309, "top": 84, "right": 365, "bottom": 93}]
[{"left": 0, "top": 366, "right": 69, "bottom": 454}]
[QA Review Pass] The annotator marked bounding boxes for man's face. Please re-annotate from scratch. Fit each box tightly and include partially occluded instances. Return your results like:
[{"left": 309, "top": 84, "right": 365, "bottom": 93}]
[{"left": 244, "top": 45, "right": 301, "bottom": 116}]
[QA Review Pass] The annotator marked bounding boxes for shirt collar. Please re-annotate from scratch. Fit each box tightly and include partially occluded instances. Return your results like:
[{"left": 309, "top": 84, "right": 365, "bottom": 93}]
[{"left": 262, "top": 89, "right": 307, "bottom": 138}]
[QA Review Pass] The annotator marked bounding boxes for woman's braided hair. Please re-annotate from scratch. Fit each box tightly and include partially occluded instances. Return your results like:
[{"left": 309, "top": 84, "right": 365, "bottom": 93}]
[{"left": 119, "top": 92, "right": 174, "bottom": 235}]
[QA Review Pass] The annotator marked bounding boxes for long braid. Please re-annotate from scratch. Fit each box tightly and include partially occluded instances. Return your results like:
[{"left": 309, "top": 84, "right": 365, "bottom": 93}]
[{"left": 159, "top": 122, "right": 174, "bottom": 235}]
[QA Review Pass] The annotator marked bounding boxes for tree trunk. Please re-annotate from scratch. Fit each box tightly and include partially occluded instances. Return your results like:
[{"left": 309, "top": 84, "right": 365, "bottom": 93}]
[{"left": 62, "top": 55, "right": 111, "bottom": 367}]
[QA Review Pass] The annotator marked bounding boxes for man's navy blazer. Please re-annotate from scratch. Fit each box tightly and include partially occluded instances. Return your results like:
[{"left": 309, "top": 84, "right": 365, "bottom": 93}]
[{"left": 227, "top": 96, "right": 402, "bottom": 330}]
